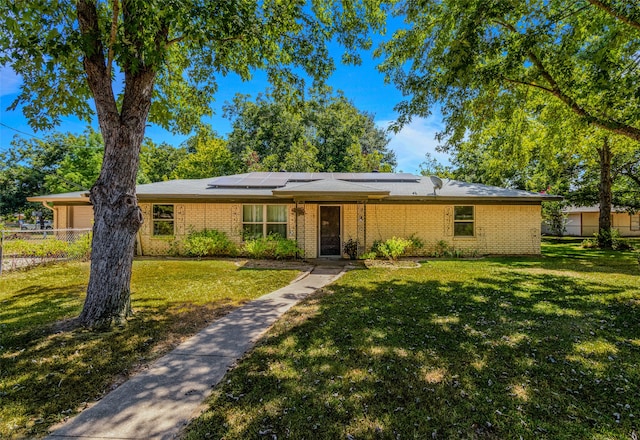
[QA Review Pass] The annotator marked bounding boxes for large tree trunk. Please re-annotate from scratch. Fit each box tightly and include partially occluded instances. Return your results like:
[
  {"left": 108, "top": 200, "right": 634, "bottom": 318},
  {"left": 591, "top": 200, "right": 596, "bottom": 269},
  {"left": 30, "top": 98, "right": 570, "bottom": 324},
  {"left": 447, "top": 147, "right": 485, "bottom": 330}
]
[
  {"left": 597, "top": 137, "right": 613, "bottom": 249},
  {"left": 78, "top": 123, "right": 145, "bottom": 327},
  {"left": 76, "top": 0, "right": 158, "bottom": 327}
]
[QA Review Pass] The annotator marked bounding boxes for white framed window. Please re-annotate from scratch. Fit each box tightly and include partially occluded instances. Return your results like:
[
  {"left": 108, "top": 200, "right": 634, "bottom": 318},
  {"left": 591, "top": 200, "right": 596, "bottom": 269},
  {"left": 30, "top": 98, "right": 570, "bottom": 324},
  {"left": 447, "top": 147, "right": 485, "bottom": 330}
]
[
  {"left": 242, "top": 205, "right": 288, "bottom": 239},
  {"left": 152, "top": 204, "right": 175, "bottom": 236},
  {"left": 454, "top": 206, "right": 474, "bottom": 237}
]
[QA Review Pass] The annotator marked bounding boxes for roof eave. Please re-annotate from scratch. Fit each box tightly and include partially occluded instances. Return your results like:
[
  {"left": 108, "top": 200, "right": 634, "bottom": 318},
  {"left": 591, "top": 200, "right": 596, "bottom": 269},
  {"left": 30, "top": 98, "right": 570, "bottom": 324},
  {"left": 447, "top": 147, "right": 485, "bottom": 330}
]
[{"left": 272, "top": 190, "right": 389, "bottom": 201}]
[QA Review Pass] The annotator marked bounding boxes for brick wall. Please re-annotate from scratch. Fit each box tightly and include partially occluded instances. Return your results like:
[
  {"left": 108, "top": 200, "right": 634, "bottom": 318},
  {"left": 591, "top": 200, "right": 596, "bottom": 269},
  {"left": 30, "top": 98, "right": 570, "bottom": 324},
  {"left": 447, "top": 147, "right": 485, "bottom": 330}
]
[
  {"left": 89, "top": 201, "right": 542, "bottom": 257},
  {"left": 303, "top": 204, "right": 318, "bottom": 259},
  {"left": 138, "top": 202, "right": 300, "bottom": 255},
  {"left": 365, "top": 203, "right": 541, "bottom": 255},
  {"left": 139, "top": 202, "right": 244, "bottom": 255}
]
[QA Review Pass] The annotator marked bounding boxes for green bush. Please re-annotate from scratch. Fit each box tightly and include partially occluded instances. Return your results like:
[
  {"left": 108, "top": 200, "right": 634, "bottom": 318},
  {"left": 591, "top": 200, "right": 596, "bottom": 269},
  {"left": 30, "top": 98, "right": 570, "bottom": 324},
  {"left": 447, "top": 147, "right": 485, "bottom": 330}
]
[
  {"left": 68, "top": 233, "right": 92, "bottom": 261},
  {"left": 181, "top": 229, "right": 238, "bottom": 257},
  {"left": 406, "top": 233, "right": 425, "bottom": 255},
  {"left": 3, "top": 238, "right": 69, "bottom": 258},
  {"left": 371, "top": 237, "right": 413, "bottom": 261},
  {"left": 583, "top": 230, "right": 634, "bottom": 251},
  {"left": 433, "top": 240, "right": 452, "bottom": 257},
  {"left": 242, "top": 235, "right": 301, "bottom": 260},
  {"left": 360, "top": 251, "right": 377, "bottom": 260},
  {"left": 3, "top": 233, "right": 93, "bottom": 261}
]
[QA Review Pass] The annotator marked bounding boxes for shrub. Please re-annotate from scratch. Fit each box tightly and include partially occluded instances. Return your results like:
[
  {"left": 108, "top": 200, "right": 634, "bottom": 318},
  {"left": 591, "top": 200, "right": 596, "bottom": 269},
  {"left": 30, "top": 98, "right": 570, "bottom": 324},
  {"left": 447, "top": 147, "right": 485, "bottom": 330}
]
[
  {"left": 433, "top": 240, "right": 452, "bottom": 257},
  {"left": 406, "top": 233, "right": 425, "bottom": 255},
  {"left": 3, "top": 238, "right": 69, "bottom": 258},
  {"left": 242, "top": 235, "right": 301, "bottom": 260},
  {"left": 542, "top": 201, "right": 568, "bottom": 236},
  {"left": 371, "top": 237, "right": 412, "bottom": 261},
  {"left": 360, "top": 251, "right": 377, "bottom": 260},
  {"left": 243, "top": 237, "right": 272, "bottom": 259},
  {"left": 181, "top": 229, "right": 238, "bottom": 257},
  {"left": 67, "top": 233, "right": 92, "bottom": 261},
  {"left": 343, "top": 238, "right": 359, "bottom": 260},
  {"left": 583, "top": 230, "right": 634, "bottom": 251}
]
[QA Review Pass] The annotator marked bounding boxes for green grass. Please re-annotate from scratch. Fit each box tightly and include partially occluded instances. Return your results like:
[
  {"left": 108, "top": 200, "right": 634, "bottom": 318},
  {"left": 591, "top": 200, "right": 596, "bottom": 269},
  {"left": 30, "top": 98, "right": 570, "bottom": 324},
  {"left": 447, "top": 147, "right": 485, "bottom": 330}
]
[
  {"left": 0, "top": 259, "right": 301, "bottom": 439},
  {"left": 185, "top": 241, "right": 640, "bottom": 440}
]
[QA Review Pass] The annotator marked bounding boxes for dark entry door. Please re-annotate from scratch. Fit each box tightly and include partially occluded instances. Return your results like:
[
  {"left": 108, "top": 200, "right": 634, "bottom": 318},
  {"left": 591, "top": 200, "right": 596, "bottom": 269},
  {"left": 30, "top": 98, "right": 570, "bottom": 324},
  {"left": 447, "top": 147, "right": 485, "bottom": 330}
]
[{"left": 320, "top": 206, "right": 341, "bottom": 256}]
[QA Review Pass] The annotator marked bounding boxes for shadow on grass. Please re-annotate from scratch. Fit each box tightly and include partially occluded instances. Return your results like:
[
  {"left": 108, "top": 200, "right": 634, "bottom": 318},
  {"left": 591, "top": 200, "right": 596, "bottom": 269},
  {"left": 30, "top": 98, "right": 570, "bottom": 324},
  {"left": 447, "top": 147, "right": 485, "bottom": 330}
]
[
  {"left": 483, "top": 241, "right": 639, "bottom": 277},
  {"left": 0, "top": 260, "right": 301, "bottom": 439},
  {"left": 185, "top": 263, "right": 640, "bottom": 439},
  {"left": 0, "top": 298, "right": 238, "bottom": 439}
]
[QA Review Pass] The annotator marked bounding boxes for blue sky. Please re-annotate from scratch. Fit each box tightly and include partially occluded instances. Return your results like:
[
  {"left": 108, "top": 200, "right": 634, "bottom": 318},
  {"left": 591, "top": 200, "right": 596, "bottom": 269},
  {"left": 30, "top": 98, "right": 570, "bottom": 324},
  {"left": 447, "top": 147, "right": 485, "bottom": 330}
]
[{"left": 0, "top": 42, "right": 450, "bottom": 174}]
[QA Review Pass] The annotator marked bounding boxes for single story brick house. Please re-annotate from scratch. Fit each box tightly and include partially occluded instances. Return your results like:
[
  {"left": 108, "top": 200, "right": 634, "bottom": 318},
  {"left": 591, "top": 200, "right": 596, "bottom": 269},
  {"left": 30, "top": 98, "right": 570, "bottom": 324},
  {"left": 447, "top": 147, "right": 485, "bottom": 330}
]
[
  {"left": 546, "top": 205, "right": 640, "bottom": 237},
  {"left": 29, "top": 172, "right": 559, "bottom": 257}
]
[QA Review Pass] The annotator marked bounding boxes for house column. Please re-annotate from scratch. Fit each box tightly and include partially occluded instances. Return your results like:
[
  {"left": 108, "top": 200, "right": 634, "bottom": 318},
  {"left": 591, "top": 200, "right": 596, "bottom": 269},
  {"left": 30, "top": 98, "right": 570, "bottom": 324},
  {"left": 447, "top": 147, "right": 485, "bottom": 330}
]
[
  {"left": 295, "top": 202, "right": 305, "bottom": 259},
  {"left": 357, "top": 201, "right": 366, "bottom": 257}
]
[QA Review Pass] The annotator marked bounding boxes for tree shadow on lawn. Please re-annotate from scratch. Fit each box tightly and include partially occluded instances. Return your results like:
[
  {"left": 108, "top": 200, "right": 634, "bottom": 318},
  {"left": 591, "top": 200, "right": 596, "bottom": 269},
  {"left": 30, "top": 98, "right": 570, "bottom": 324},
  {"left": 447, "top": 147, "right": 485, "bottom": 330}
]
[
  {"left": 505, "top": 241, "right": 640, "bottom": 277},
  {"left": 186, "top": 267, "right": 640, "bottom": 440},
  {"left": 0, "top": 290, "right": 238, "bottom": 439}
]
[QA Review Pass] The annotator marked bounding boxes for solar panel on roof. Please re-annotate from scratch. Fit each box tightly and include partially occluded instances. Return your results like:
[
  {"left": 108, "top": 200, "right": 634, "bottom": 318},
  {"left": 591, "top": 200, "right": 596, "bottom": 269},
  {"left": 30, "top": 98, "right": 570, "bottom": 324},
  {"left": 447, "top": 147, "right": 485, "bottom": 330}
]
[
  {"left": 207, "top": 172, "right": 421, "bottom": 188},
  {"left": 208, "top": 173, "right": 291, "bottom": 188},
  {"left": 340, "top": 173, "right": 419, "bottom": 182}
]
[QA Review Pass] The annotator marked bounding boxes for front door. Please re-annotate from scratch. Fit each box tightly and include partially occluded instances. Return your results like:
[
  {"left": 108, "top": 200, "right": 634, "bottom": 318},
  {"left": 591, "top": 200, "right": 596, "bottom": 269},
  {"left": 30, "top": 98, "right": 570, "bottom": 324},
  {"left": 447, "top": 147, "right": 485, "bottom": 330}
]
[{"left": 319, "top": 206, "right": 341, "bottom": 256}]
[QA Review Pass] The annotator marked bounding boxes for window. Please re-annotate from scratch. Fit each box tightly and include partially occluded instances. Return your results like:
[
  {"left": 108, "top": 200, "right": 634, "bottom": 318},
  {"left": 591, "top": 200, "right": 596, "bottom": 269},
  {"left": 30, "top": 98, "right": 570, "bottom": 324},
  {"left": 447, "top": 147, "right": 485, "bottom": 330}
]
[
  {"left": 243, "top": 205, "right": 288, "bottom": 239},
  {"left": 454, "top": 206, "right": 474, "bottom": 237},
  {"left": 152, "top": 204, "right": 174, "bottom": 236}
]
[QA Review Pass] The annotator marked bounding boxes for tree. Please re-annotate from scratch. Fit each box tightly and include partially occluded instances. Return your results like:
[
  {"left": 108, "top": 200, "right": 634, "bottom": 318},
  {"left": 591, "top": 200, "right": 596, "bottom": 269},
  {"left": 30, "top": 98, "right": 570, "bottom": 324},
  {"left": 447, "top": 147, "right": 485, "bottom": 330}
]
[
  {"left": 1, "top": 0, "right": 386, "bottom": 327},
  {"left": 418, "top": 152, "right": 454, "bottom": 179},
  {"left": 44, "top": 130, "right": 104, "bottom": 194},
  {"left": 137, "top": 140, "right": 188, "bottom": 183},
  {"left": 0, "top": 129, "right": 103, "bottom": 216},
  {"left": 173, "top": 129, "right": 240, "bottom": 179},
  {"left": 430, "top": 86, "right": 639, "bottom": 247},
  {"left": 225, "top": 88, "right": 396, "bottom": 172},
  {"left": 377, "top": 0, "right": 640, "bottom": 141}
]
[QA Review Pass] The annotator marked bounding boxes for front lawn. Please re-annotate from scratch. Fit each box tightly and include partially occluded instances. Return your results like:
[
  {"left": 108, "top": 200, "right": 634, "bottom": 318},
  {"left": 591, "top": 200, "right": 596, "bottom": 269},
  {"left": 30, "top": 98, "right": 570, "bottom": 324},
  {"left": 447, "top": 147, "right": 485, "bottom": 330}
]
[
  {"left": 186, "top": 242, "right": 639, "bottom": 439},
  {"left": 0, "top": 260, "right": 302, "bottom": 439}
]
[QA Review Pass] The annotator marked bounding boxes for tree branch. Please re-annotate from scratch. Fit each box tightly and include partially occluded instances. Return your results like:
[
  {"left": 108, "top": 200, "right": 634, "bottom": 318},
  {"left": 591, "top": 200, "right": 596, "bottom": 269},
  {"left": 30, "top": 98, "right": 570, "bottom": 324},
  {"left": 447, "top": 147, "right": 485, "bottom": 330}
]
[
  {"left": 495, "top": 19, "right": 640, "bottom": 142},
  {"left": 585, "top": 0, "right": 640, "bottom": 31},
  {"left": 166, "top": 34, "right": 245, "bottom": 48},
  {"left": 503, "top": 77, "right": 555, "bottom": 94},
  {"left": 107, "top": 0, "right": 120, "bottom": 79},
  {"left": 527, "top": 49, "right": 640, "bottom": 141},
  {"left": 166, "top": 36, "right": 184, "bottom": 46},
  {"left": 76, "top": 0, "right": 119, "bottom": 130}
]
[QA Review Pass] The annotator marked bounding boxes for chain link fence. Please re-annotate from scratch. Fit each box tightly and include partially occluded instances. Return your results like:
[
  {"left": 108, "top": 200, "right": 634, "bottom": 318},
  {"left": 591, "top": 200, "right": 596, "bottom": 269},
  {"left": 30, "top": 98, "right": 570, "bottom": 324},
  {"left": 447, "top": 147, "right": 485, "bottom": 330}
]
[{"left": 0, "top": 228, "right": 92, "bottom": 274}]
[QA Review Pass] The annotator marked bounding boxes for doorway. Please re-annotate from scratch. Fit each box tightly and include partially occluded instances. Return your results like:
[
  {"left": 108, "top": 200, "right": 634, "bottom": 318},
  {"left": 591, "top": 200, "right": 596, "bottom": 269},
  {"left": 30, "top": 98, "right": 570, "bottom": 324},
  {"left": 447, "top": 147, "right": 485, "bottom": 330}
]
[{"left": 319, "top": 205, "right": 341, "bottom": 256}]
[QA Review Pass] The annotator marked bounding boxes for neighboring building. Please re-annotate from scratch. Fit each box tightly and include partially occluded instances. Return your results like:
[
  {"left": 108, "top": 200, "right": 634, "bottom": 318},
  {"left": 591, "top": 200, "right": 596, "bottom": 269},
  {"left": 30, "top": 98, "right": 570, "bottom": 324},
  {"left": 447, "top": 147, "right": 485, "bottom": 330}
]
[
  {"left": 555, "top": 205, "right": 640, "bottom": 237},
  {"left": 29, "top": 172, "right": 560, "bottom": 257}
]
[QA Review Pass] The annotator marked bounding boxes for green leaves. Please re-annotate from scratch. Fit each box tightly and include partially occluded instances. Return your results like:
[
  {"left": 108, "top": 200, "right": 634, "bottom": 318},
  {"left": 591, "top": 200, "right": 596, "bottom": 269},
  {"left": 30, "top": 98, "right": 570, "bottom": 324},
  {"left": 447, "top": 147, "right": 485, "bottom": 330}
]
[
  {"left": 1, "top": 0, "right": 388, "bottom": 134},
  {"left": 224, "top": 88, "right": 396, "bottom": 172},
  {"left": 378, "top": 0, "right": 640, "bottom": 140}
]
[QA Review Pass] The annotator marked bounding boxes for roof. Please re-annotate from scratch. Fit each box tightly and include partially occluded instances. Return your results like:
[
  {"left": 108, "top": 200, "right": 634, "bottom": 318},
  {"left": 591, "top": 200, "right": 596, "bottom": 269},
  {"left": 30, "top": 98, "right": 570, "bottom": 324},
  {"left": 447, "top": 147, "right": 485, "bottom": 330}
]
[
  {"left": 564, "top": 205, "right": 630, "bottom": 214},
  {"left": 28, "top": 172, "right": 562, "bottom": 204}
]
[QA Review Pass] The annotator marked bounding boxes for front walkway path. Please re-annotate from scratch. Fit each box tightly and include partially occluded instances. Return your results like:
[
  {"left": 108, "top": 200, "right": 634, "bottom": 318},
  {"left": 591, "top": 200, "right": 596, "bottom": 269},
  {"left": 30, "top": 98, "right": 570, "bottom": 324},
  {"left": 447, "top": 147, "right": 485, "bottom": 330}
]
[{"left": 47, "top": 264, "right": 347, "bottom": 440}]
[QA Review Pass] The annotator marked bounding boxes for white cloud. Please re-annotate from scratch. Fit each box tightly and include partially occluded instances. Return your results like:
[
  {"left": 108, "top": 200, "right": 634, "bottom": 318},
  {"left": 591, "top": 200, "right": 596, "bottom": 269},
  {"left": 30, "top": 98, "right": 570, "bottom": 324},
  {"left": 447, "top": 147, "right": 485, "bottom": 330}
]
[
  {"left": 377, "top": 115, "right": 451, "bottom": 174},
  {"left": 0, "top": 66, "right": 22, "bottom": 97}
]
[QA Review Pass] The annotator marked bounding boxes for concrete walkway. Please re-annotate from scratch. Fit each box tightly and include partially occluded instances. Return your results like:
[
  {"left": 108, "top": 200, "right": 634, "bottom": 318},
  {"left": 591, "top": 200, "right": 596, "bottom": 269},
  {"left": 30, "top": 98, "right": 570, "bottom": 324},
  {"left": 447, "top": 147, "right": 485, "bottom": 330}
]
[{"left": 47, "top": 264, "right": 347, "bottom": 440}]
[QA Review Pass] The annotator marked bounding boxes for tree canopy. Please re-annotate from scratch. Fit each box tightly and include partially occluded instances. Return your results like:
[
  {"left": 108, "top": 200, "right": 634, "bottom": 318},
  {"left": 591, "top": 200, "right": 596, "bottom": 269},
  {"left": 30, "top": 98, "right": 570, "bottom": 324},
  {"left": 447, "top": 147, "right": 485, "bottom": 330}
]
[
  {"left": 0, "top": 129, "right": 103, "bottom": 216},
  {"left": 378, "top": 0, "right": 640, "bottom": 142},
  {"left": 224, "top": 88, "right": 396, "bottom": 172}
]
